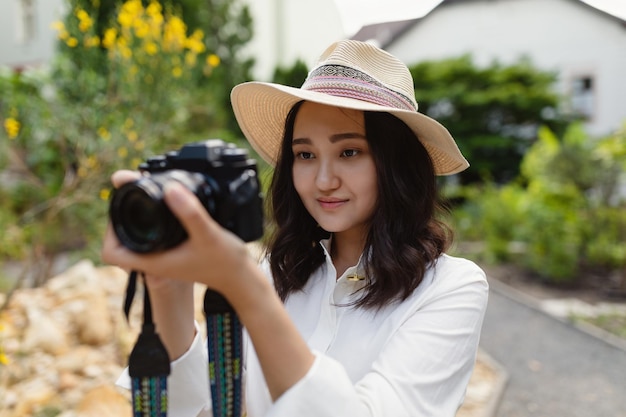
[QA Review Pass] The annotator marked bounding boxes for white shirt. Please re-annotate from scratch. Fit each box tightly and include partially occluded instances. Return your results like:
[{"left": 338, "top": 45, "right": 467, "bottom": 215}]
[{"left": 120, "top": 240, "right": 488, "bottom": 417}]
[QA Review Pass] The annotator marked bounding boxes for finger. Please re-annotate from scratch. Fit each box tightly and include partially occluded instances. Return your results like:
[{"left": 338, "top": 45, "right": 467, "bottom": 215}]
[
  {"left": 111, "top": 170, "right": 141, "bottom": 188},
  {"left": 101, "top": 222, "right": 150, "bottom": 272},
  {"left": 163, "top": 181, "right": 220, "bottom": 237}
]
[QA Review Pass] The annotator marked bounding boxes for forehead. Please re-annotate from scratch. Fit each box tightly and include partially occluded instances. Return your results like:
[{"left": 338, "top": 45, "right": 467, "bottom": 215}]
[{"left": 293, "top": 102, "right": 365, "bottom": 132}]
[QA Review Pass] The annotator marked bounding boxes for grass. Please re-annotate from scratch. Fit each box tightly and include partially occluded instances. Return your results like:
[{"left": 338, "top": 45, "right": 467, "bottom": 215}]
[{"left": 579, "top": 313, "right": 626, "bottom": 339}]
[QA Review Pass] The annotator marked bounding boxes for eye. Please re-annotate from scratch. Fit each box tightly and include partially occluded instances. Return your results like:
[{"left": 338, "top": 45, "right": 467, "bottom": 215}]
[
  {"left": 341, "top": 149, "right": 360, "bottom": 158},
  {"left": 295, "top": 151, "right": 314, "bottom": 160}
]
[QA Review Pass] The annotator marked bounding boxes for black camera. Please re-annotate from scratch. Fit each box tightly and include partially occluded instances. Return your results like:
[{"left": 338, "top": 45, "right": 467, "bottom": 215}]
[{"left": 109, "top": 139, "right": 264, "bottom": 253}]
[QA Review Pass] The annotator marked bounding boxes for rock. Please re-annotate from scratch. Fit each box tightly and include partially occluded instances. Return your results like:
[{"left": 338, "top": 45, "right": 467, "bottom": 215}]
[
  {"left": 75, "top": 384, "right": 132, "bottom": 417},
  {"left": 72, "top": 293, "right": 113, "bottom": 346},
  {"left": 58, "top": 371, "right": 81, "bottom": 391},
  {"left": 9, "top": 378, "right": 57, "bottom": 417},
  {"left": 22, "top": 305, "right": 70, "bottom": 355}
]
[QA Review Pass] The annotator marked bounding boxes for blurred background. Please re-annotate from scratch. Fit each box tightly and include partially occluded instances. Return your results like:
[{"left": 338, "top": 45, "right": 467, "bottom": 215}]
[{"left": 0, "top": 0, "right": 625, "bottom": 415}]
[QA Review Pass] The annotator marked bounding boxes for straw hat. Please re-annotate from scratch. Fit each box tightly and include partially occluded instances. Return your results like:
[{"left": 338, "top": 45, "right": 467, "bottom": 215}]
[{"left": 231, "top": 40, "right": 468, "bottom": 175}]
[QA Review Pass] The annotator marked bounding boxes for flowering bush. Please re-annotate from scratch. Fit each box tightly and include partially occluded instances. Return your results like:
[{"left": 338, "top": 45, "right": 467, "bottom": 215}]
[{"left": 0, "top": 0, "right": 220, "bottom": 284}]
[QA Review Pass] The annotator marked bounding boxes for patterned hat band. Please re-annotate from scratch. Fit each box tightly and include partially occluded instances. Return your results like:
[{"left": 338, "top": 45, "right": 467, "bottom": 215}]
[{"left": 301, "top": 65, "right": 418, "bottom": 112}]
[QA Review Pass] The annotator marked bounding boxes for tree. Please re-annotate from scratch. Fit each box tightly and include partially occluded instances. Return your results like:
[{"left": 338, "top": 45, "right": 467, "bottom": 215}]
[
  {"left": 272, "top": 59, "right": 309, "bottom": 88},
  {"left": 410, "top": 55, "right": 572, "bottom": 184}
]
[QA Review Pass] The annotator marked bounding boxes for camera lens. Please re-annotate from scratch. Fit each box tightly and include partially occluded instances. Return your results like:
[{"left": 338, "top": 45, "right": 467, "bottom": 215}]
[
  {"left": 110, "top": 177, "right": 187, "bottom": 253},
  {"left": 121, "top": 191, "right": 163, "bottom": 245}
]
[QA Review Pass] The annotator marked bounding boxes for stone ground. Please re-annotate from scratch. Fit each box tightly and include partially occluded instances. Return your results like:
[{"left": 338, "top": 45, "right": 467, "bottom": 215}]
[{"left": 0, "top": 257, "right": 503, "bottom": 417}]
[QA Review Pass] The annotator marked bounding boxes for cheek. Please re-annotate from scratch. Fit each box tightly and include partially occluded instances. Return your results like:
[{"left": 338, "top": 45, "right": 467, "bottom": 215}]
[
  {"left": 292, "top": 164, "right": 308, "bottom": 198},
  {"left": 358, "top": 163, "right": 379, "bottom": 210},
  {"left": 362, "top": 180, "right": 378, "bottom": 211}
]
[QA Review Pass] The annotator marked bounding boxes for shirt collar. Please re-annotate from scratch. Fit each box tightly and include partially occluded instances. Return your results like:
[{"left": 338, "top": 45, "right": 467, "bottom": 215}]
[{"left": 319, "top": 236, "right": 367, "bottom": 282}]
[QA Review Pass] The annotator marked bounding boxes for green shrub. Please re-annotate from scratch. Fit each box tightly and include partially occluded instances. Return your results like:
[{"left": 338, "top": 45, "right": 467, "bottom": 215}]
[{"left": 451, "top": 122, "right": 626, "bottom": 285}]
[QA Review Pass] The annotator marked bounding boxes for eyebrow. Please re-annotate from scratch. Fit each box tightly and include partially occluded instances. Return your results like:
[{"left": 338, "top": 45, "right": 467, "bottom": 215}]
[{"left": 292, "top": 132, "right": 367, "bottom": 145}]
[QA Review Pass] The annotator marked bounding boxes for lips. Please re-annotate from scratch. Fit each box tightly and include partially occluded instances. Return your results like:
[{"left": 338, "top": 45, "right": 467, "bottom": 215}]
[{"left": 317, "top": 197, "right": 348, "bottom": 209}]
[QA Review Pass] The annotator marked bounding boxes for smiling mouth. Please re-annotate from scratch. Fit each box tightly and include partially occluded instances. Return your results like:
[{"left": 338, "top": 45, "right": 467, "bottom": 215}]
[{"left": 317, "top": 198, "right": 347, "bottom": 209}]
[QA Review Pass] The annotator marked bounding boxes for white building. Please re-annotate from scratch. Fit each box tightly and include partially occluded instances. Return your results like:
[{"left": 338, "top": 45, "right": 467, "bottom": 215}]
[
  {"left": 0, "top": 0, "right": 346, "bottom": 80},
  {"left": 354, "top": 0, "right": 626, "bottom": 136},
  {"left": 0, "top": 0, "right": 66, "bottom": 69},
  {"left": 242, "top": 0, "right": 346, "bottom": 80}
]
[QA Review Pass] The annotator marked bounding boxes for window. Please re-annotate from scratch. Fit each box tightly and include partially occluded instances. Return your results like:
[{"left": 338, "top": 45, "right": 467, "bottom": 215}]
[
  {"left": 16, "top": 0, "right": 37, "bottom": 44},
  {"left": 570, "top": 75, "right": 595, "bottom": 120}
]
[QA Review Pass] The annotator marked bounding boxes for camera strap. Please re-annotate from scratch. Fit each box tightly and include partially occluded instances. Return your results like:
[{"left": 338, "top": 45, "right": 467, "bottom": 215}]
[
  {"left": 122, "top": 272, "right": 243, "bottom": 417},
  {"left": 204, "top": 289, "right": 244, "bottom": 417},
  {"left": 124, "top": 270, "right": 170, "bottom": 417}
]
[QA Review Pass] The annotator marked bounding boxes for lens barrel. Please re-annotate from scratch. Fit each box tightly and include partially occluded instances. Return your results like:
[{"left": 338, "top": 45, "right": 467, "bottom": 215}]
[{"left": 109, "top": 177, "right": 188, "bottom": 253}]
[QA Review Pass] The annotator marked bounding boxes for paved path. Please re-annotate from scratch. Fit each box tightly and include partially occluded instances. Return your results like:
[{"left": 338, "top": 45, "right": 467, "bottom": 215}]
[{"left": 479, "top": 279, "right": 626, "bottom": 417}]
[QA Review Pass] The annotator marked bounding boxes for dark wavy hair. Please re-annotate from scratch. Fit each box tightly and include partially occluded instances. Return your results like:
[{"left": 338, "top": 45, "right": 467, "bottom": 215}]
[{"left": 266, "top": 101, "right": 452, "bottom": 309}]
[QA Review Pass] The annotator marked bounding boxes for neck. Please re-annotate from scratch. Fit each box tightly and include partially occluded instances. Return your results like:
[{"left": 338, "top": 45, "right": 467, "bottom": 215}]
[{"left": 330, "top": 231, "right": 366, "bottom": 278}]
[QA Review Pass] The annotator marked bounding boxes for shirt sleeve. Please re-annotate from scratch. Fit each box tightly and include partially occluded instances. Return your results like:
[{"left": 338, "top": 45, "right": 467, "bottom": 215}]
[
  {"left": 267, "top": 264, "right": 489, "bottom": 417},
  {"left": 116, "top": 322, "right": 212, "bottom": 417}
]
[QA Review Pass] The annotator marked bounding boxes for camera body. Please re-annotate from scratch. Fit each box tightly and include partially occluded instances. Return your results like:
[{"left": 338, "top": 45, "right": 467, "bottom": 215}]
[{"left": 109, "top": 139, "right": 264, "bottom": 253}]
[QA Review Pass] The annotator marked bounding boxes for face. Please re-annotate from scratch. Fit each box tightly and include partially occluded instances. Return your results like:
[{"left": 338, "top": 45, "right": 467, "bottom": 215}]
[{"left": 291, "top": 101, "right": 378, "bottom": 242}]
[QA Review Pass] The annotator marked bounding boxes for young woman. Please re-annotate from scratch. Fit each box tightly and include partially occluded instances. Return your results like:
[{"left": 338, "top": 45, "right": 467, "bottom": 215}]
[{"left": 102, "top": 40, "right": 489, "bottom": 417}]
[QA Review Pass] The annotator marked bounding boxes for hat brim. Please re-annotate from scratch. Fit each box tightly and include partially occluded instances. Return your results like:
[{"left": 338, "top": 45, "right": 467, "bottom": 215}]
[{"left": 231, "top": 81, "right": 469, "bottom": 175}]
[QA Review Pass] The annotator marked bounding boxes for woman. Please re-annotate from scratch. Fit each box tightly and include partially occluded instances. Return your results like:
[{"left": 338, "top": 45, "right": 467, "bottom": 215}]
[{"left": 102, "top": 40, "right": 489, "bottom": 417}]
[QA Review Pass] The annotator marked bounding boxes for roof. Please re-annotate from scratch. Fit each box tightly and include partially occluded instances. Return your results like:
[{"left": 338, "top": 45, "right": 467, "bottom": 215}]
[{"left": 351, "top": 0, "right": 626, "bottom": 48}]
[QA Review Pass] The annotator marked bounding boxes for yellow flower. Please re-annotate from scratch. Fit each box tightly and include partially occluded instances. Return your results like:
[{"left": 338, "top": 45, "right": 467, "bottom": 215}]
[
  {"left": 163, "top": 16, "right": 186, "bottom": 51},
  {"left": 144, "top": 41, "right": 159, "bottom": 56},
  {"left": 77, "top": 166, "right": 88, "bottom": 178},
  {"left": 50, "top": 21, "right": 65, "bottom": 32},
  {"left": 76, "top": 9, "right": 93, "bottom": 32},
  {"left": 206, "top": 54, "right": 220, "bottom": 68},
  {"left": 146, "top": 1, "right": 162, "bottom": 17},
  {"left": 102, "top": 28, "right": 117, "bottom": 49},
  {"left": 121, "top": 0, "right": 143, "bottom": 16},
  {"left": 172, "top": 66, "right": 183, "bottom": 78},
  {"left": 184, "top": 30, "right": 205, "bottom": 53},
  {"left": 185, "top": 51, "right": 197, "bottom": 66},
  {"left": 118, "top": 11, "right": 134, "bottom": 29},
  {"left": 149, "top": 12, "right": 164, "bottom": 29},
  {"left": 120, "top": 46, "right": 132, "bottom": 59},
  {"left": 131, "top": 158, "right": 142, "bottom": 168},
  {"left": 127, "top": 131, "right": 138, "bottom": 142},
  {"left": 98, "top": 127, "right": 111, "bottom": 141},
  {"left": 117, "top": 147, "right": 128, "bottom": 158},
  {"left": 99, "top": 188, "right": 111, "bottom": 201},
  {"left": 118, "top": 0, "right": 143, "bottom": 29},
  {"left": 66, "top": 37, "right": 79, "bottom": 48},
  {"left": 85, "top": 155, "right": 98, "bottom": 168},
  {"left": 134, "top": 20, "right": 150, "bottom": 38},
  {"left": 84, "top": 35, "right": 100, "bottom": 48},
  {"left": 75, "top": 8, "right": 88, "bottom": 20},
  {"left": 124, "top": 118, "right": 134, "bottom": 129},
  {"left": 4, "top": 117, "right": 21, "bottom": 139},
  {"left": 0, "top": 351, "right": 9, "bottom": 366},
  {"left": 134, "top": 141, "right": 145, "bottom": 151}
]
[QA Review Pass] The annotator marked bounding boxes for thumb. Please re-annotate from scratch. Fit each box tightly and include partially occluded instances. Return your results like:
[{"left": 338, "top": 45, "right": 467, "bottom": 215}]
[{"left": 163, "top": 181, "right": 219, "bottom": 237}]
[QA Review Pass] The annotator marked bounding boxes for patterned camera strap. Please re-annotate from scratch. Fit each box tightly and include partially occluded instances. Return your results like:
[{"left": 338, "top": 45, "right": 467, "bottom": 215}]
[
  {"left": 124, "top": 271, "right": 170, "bottom": 417},
  {"left": 204, "top": 289, "right": 244, "bottom": 417}
]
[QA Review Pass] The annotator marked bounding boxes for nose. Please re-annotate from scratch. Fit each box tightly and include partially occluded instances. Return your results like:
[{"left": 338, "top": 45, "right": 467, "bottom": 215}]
[{"left": 315, "top": 159, "right": 340, "bottom": 191}]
